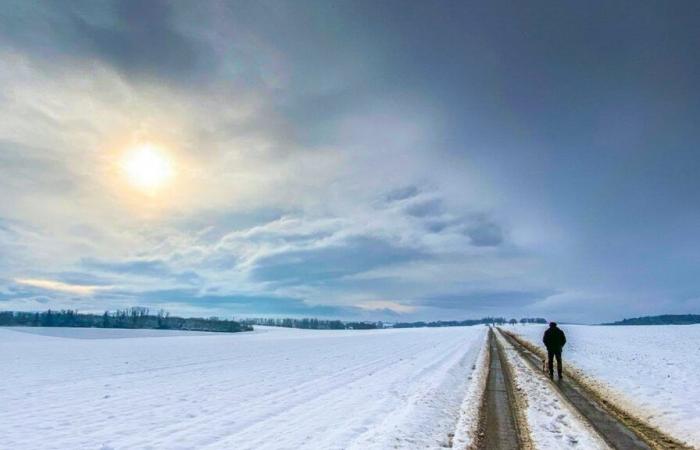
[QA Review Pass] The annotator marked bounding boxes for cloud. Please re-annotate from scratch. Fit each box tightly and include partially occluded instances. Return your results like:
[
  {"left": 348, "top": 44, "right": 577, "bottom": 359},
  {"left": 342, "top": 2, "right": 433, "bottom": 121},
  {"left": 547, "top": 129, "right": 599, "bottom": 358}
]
[
  {"left": 0, "top": 1, "right": 214, "bottom": 84},
  {"left": 386, "top": 186, "right": 420, "bottom": 202},
  {"left": 136, "top": 289, "right": 354, "bottom": 317},
  {"left": 250, "top": 236, "right": 428, "bottom": 285},
  {"left": 1, "top": 2, "right": 698, "bottom": 323},
  {"left": 0, "top": 141, "right": 78, "bottom": 193},
  {"left": 465, "top": 220, "right": 503, "bottom": 247},
  {"left": 356, "top": 300, "right": 416, "bottom": 314},
  {"left": 82, "top": 258, "right": 171, "bottom": 276},
  {"left": 71, "top": 0, "right": 214, "bottom": 83},
  {"left": 14, "top": 278, "right": 110, "bottom": 295},
  {"left": 0, "top": 33, "right": 535, "bottom": 321},
  {"left": 404, "top": 198, "right": 443, "bottom": 218},
  {"left": 419, "top": 290, "right": 557, "bottom": 310},
  {"left": 81, "top": 259, "right": 201, "bottom": 284}
]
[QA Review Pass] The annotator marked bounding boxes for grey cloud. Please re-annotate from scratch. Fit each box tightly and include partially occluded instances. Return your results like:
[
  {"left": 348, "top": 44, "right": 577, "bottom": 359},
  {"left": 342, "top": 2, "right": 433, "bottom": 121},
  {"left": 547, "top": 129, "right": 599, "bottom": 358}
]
[
  {"left": 425, "top": 220, "right": 450, "bottom": 233},
  {"left": 386, "top": 186, "right": 420, "bottom": 202},
  {"left": 420, "top": 290, "right": 558, "bottom": 310},
  {"left": 71, "top": 0, "right": 213, "bottom": 82},
  {"left": 466, "top": 220, "right": 503, "bottom": 247},
  {"left": 404, "top": 198, "right": 443, "bottom": 218},
  {"left": 0, "top": 218, "right": 18, "bottom": 236},
  {"left": 54, "top": 271, "right": 114, "bottom": 287},
  {"left": 138, "top": 289, "right": 354, "bottom": 317},
  {"left": 1, "top": 294, "right": 53, "bottom": 305},
  {"left": 81, "top": 258, "right": 202, "bottom": 285},
  {"left": 82, "top": 258, "right": 170, "bottom": 276},
  {"left": 0, "top": 0, "right": 213, "bottom": 84},
  {"left": 1, "top": 282, "right": 64, "bottom": 301},
  {"left": 251, "top": 236, "right": 428, "bottom": 285},
  {"left": 173, "top": 209, "right": 285, "bottom": 239},
  {"left": 0, "top": 141, "right": 78, "bottom": 193},
  {"left": 2, "top": 1, "right": 698, "bottom": 323}
]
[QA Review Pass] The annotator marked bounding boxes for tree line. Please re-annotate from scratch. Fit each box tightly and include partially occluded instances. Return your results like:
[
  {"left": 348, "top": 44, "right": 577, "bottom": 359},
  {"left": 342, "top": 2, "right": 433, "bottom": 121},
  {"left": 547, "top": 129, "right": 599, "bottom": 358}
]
[
  {"left": 0, "top": 308, "right": 252, "bottom": 333},
  {"left": 604, "top": 314, "right": 700, "bottom": 326},
  {"left": 393, "top": 317, "right": 547, "bottom": 328},
  {"left": 0, "top": 309, "right": 549, "bottom": 332},
  {"left": 243, "top": 317, "right": 382, "bottom": 330}
]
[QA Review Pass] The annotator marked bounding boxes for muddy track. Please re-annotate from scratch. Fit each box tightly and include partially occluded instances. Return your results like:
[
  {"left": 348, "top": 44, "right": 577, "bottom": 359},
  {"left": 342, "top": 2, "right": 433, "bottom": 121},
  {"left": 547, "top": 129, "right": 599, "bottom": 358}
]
[
  {"left": 475, "top": 328, "right": 531, "bottom": 450},
  {"left": 499, "top": 328, "right": 693, "bottom": 450}
]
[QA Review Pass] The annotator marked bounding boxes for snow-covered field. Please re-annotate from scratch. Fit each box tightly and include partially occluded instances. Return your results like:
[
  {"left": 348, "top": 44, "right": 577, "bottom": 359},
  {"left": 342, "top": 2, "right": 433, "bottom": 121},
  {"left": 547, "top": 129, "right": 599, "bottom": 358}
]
[
  {"left": 0, "top": 325, "right": 487, "bottom": 450},
  {"left": 511, "top": 324, "right": 700, "bottom": 448}
]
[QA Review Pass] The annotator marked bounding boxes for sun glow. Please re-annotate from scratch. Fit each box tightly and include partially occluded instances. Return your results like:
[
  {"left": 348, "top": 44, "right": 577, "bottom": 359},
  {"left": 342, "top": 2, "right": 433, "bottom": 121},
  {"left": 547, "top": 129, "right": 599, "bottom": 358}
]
[{"left": 120, "top": 144, "right": 175, "bottom": 193}]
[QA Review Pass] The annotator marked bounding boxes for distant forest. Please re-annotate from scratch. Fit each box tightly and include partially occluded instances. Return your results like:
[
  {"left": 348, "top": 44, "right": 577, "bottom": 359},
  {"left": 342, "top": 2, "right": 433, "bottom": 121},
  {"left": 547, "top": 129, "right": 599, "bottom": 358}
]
[
  {"left": 244, "top": 317, "right": 382, "bottom": 330},
  {"left": 393, "top": 317, "right": 547, "bottom": 328},
  {"left": 245, "top": 316, "right": 548, "bottom": 330},
  {"left": 0, "top": 308, "right": 252, "bottom": 333},
  {"left": 605, "top": 314, "right": 700, "bottom": 326},
  {"left": 0, "top": 309, "right": 550, "bottom": 333}
]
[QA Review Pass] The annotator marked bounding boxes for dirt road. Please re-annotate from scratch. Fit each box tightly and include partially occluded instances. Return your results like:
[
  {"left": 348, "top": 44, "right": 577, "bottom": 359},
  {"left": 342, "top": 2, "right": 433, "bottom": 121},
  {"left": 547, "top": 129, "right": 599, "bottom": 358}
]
[
  {"left": 476, "top": 327, "right": 692, "bottom": 450},
  {"left": 476, "top": 328, "right": 527, "bottom": 449}
]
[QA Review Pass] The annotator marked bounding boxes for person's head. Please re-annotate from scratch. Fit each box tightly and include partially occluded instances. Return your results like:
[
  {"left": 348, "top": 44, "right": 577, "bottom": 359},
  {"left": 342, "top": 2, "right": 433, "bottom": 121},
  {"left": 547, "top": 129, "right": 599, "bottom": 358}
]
[{"left": 549, "top": 322, "right": 557, "bottom": 328}]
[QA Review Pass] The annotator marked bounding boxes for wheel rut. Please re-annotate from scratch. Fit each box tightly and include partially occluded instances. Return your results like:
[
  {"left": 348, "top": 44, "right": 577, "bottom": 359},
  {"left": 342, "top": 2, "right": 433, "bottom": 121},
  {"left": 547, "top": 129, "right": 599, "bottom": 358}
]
[
  {"left": 498, "top": 328, "right": 692, "bottom": 450},
  {"left": 476, "top": 328, "right": 528, "bottom": 449}
]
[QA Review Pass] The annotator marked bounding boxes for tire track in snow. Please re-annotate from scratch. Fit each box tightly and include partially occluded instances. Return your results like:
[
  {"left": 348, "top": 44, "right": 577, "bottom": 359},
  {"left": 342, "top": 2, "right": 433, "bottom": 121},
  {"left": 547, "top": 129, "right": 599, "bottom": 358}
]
[
  {"left": 156, "top": 339, "right": 432, "bottom": 446},
  {"left": 494, "top": 329, "right": 610, "bottom": 449}
]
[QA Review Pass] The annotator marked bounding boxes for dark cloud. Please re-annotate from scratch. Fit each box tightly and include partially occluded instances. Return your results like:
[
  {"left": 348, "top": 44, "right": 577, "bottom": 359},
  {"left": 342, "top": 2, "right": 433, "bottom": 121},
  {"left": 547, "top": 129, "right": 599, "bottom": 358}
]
[
  {"left": 425, "top": 220, "right": 450, "bottom": 234},
  {"left": 0, "top": 0, "right": 214, "bottom": 84},
  {"left": 251, "top": 236, "right": 427, "bottom": 285},
  {"left": 386, "top": 186, "right": 420, "bottom": 202},
  {"left": 138, "top": 289, "right": 353, "bottom": 317},
  {"left": 404, "top": 198, "right": 443, "bottom": 218},
  {"left": 70, "top": 0, "right": 212, "bottom": 82},
  {"left": 0, "top": 282, "right": 61, "bottom": 301},
  {"left": 2, "top": 1, "right": 700, "bottom": 322},
  {"left": 466, "top": 221, "right": 503, "bottom": 247},
  {"left": 81, "top": 258, "right": 202, "bottom": 285},
  {"left": 420, "top": 290, "right": 557, "bottom": 310}
]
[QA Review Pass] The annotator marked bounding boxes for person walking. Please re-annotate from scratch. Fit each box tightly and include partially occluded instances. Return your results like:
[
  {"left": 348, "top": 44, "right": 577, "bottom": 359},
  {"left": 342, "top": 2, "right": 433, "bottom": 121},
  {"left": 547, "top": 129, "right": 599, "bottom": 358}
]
[{"left": 543, "top": 322, "right": 566, "bottom": 379}]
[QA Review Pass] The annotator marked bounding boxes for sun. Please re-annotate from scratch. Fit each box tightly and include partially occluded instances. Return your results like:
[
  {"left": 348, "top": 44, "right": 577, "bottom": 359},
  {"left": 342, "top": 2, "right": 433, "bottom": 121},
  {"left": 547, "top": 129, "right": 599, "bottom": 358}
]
[{"left": 120, "top": 144, "right": 175, "bottom": 193}]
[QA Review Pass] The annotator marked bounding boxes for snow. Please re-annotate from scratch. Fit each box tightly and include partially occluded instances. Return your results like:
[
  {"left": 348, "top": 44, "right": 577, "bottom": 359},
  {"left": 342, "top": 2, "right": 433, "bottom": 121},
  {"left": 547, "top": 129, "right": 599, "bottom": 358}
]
[
  {"left": 0, "top": 325, "right": 486, "bottom": 450},
  {"left": 451, "top": 331, "right": 489, "bottom": 449},
  {"left": 511, "top": 324, "right": 700, "bottom": 448},
  {"left": 8, "top": 326, "right": 214, "bottom": 339},
  {"left": 495, "top": 330, "right": 609, "bottom": 449}
]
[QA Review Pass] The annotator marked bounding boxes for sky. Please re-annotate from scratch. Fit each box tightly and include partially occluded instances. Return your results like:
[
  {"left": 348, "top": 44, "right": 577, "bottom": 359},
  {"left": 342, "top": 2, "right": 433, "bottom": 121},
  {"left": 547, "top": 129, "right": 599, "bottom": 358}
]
[{"left": 1, "top": 0, "right": 699, "bottom": 323}]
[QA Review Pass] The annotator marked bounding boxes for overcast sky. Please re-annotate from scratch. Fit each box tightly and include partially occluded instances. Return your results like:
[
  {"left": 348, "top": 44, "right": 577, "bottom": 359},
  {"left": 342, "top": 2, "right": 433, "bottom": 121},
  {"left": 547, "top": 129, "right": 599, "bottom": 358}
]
[{"left": 1, "top": 0, "right": 699, "bottom": 323}]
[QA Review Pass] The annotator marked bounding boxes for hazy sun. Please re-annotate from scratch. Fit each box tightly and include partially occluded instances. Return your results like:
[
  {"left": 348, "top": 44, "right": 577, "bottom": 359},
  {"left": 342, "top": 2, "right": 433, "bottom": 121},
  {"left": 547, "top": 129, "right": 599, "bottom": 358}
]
[{"left": 120, "top": 144, "right": 175, "bottom": 193}]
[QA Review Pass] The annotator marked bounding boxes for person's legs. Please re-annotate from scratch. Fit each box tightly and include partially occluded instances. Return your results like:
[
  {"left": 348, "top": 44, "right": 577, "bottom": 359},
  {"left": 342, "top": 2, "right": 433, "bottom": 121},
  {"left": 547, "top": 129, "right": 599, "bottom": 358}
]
[
  {"left": 547, "top": 351, "right": 555, "bottom": 378},
  {"left": 555, "top": 351, "right": 563, "bottom": 378}
]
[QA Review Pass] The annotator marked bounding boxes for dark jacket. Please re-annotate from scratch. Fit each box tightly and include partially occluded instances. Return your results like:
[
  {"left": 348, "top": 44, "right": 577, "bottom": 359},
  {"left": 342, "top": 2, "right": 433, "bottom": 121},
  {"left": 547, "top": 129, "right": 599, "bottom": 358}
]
[{"left": 543, "top": 326, "right": 566, "bottom": 352}]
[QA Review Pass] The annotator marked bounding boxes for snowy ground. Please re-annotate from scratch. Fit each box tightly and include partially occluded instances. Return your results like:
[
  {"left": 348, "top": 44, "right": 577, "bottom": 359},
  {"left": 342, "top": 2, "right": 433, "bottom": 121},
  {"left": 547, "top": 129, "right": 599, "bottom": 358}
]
[
  {"left": 0, "top": 325, "right": 486, "bottom": 450},
  {"left": 511, "top": 324, "right": 700, "bottom": 448},
  {"left": 494, "top": 330, "right": 608, "bottom": 449}
]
